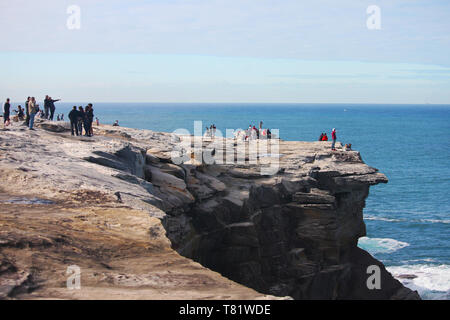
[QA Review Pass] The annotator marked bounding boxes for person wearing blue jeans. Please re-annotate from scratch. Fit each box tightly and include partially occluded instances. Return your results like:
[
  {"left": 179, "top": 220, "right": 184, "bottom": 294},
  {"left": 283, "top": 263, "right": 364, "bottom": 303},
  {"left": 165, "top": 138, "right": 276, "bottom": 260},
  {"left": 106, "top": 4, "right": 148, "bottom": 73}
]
[
  {"left": 331, "top": 128, "right": 337, "bottom": 150},
  {"left": 28, "top": 97, "right": 38, "bottom": 130}
]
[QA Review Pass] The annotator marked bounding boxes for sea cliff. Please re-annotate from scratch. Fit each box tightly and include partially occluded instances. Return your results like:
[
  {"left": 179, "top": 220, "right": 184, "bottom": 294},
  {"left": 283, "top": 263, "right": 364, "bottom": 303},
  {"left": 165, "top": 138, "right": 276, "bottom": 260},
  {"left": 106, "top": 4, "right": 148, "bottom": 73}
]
[{"left": 0, "top": 119, "right": 420, "bottom": 299}]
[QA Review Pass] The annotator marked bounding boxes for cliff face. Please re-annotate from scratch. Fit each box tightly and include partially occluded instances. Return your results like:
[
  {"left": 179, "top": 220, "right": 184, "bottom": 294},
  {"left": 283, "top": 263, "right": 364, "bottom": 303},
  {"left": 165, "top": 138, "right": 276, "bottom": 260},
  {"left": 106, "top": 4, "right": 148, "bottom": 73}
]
[
  {"left": 163, "top": 138, "right": 418, "bottom": 299},
  {"left": 0, "top": 120, "right": 419, "bottom": 299}
]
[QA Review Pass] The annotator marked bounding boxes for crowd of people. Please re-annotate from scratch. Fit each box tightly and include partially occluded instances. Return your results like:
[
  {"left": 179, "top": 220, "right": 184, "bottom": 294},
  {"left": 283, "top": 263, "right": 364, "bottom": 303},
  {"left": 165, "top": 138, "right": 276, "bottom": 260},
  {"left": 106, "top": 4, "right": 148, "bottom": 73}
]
[
  {"left": 2, "top": 96, "right": 60, "bottom": 130},
  {"left": 2, "top": 97, "right": 96, "bottom": 136},
  {"left": 204, "top": 124, "right": 217, "bottom": 138},
  {"left": 68, "top": 104, "right": 95, "bottom": 136},
  {"left": 3, "top": 98, "right": 345, "bottom": 151},
  {"left": 232, "top": 121, "right": 272, "bottom": 141},
  {"left": 203, "top": 121, "right": 274, "bottom": 141}
]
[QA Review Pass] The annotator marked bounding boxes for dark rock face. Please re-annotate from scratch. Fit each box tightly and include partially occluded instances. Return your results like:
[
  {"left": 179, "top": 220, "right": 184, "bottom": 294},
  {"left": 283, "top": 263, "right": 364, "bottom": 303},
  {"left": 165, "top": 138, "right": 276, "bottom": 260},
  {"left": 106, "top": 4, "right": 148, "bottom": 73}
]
[{"left": 159, "top": 142, "right": 420, "bottom": 300}]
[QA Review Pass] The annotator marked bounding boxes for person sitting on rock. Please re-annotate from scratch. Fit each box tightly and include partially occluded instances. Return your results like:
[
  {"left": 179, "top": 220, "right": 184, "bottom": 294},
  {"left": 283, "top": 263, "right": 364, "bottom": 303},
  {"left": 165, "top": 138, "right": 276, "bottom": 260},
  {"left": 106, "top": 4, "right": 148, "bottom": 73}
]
[
  {"left": 322, "top": 133, "right": 328, "bottom": 141},
  {"left": 113, "top": 120, "right": 119, "bottom": 127},
  {"left": 15, "top": 106, "right": 24, "bottom": 121},
  {"left": 319, "top": 133, "right": 324, "bottom": 141}
]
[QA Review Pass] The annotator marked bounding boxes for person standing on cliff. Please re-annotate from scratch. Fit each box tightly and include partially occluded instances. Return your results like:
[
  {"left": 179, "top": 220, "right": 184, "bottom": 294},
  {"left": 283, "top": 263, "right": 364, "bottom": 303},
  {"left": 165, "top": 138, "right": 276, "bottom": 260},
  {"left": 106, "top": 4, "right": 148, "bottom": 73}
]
[
  {"left": 87, "top": 103, "right": 94, "bottom": 136},
  {"left": 77, "top": 106, "right": 85, "bottom": 134},
  {"left": 44, "top": 95, "right": 50, "bottom": 119},
  {"left": 28, "top": 97, "right": 38, "bottom": 130},
  {"left": 48, "top": 96, "right": 61, "bottom": 121},
  {"left": 331, "top": 128, "right": 337, "bottom": 151},
  {"left": 68, "top": 106, "right": 79, "bottom": 136},
  {"left": 3, "top": 98, "right": 11, "bottom": 127},
  {"left": 24, "top": 97, "right": 31, "bottom": 126}
]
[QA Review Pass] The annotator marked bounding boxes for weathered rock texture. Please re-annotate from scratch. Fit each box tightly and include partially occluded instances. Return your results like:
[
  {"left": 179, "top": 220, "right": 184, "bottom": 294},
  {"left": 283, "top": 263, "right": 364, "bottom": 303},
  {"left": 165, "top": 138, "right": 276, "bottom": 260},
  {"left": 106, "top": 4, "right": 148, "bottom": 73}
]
[{"left": 0, "top": 119, "right": 420, "bottom": 300}]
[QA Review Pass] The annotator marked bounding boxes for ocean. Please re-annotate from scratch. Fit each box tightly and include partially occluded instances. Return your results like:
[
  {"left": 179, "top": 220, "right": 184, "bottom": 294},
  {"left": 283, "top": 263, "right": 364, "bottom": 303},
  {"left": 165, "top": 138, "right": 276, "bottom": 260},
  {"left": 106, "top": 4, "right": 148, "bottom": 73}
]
[{"left": 30, "top": 102, "right": 450, "bottom": 299}]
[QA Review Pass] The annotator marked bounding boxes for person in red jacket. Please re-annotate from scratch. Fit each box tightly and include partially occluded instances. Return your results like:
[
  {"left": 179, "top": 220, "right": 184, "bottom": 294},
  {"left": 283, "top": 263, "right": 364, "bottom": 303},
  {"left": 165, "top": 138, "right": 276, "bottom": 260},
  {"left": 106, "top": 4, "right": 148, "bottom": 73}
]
[
  {"left": 322, "top": 133, "right": 328, "bottom": 141},
  {"left": 331, "top": 128, "right": 337, "bottom": 150}
]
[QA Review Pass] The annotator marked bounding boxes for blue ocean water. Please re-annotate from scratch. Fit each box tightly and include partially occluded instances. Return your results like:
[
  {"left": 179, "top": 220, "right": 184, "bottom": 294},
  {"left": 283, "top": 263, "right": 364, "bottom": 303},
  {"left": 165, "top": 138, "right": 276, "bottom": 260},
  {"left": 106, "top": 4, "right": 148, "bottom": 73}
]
[{"left": 43, "top": 103, "right": 450, "bottom": 299}]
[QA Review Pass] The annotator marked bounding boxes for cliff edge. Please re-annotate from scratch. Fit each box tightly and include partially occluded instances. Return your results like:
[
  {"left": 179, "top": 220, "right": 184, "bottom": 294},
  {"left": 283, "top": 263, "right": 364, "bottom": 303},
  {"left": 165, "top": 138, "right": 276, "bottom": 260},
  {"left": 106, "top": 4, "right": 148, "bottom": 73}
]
[{"left": 0, "top": 120, "right": 420, "bottom": 299}]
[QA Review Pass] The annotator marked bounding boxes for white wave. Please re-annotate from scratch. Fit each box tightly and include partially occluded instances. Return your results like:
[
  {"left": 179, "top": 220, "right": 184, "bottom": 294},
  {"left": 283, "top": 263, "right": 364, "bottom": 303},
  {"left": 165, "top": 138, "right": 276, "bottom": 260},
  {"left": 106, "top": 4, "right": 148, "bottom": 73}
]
[
  {"left": 364, "top": 215, "right": 403, "bottom": 222},
  {"left": 418, "top": 219, "right": 450, "bottom": 224},
  {"left": 402, "top": 258, "right": 436, "bottom": 264},
  {"left": 364, "top": 215, "right": 450, "bottom": 224},
  {"left": 387, "top": 264, "right": 450, "bottom": 300},
  {"left": 358, "top": 237, "right": 409, "bottom": 255}
]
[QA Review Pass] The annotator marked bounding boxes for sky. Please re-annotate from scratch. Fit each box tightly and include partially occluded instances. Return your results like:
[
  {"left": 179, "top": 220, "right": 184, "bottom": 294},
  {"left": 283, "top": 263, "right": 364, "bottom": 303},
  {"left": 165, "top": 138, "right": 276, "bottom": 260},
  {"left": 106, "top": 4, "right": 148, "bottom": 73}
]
[{"left": 0, "top": 0, "right": 449, "bottom": 103}]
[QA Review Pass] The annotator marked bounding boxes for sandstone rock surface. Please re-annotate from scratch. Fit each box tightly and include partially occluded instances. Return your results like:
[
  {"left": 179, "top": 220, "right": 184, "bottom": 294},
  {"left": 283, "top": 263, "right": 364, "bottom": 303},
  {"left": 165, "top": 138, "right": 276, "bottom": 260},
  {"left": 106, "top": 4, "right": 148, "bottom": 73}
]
[{"left": 0, "top": 119, "right": 419, "bottom": 300}]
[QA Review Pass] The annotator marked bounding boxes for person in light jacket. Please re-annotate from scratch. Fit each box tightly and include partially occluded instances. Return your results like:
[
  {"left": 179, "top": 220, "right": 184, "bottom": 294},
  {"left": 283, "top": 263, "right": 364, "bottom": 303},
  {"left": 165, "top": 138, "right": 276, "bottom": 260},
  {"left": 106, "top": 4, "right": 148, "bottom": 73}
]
[{"left": 28, "top": 97, "right": 38, "bottom": 130}]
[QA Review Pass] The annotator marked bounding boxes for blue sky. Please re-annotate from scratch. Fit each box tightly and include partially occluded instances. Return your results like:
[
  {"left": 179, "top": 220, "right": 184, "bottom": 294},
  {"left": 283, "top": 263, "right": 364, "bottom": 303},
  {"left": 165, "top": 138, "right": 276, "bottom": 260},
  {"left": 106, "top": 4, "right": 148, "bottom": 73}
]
[{"left": 1, "top": 0, "right": 449, "bottom": 103}]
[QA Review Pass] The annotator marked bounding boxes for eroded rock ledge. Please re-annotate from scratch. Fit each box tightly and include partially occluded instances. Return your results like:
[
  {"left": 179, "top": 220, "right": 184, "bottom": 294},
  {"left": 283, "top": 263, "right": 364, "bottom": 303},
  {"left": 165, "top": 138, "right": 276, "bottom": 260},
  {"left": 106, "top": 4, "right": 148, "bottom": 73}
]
[{"left": 0, "top": 120, "right": 420, "bottom": 299}]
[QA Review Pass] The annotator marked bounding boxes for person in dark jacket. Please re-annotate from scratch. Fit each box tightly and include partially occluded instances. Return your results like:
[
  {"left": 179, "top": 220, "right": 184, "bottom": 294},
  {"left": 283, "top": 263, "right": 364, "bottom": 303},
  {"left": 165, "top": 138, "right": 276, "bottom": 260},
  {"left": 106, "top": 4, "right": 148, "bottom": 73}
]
[
  {"left": 77, "top": 106, "right": 85, "bottom": 135},
  {"left": 3, "top": 98, "right": 11, "bottom": 126},
  {"left": 48, "top": 96, "right": 61, "bottom": 121},
  {"left": 83, "top": 106, "right": 91, "bottom": 136},
  {"left": 24, "top": 97, "right": 30, "bottom": 126},
  {"left": 319, "top": 133, "right": 324, "bottom": 141},
  {"left": 87, "top": 104, "right": 94, "bottom": 136},
  {"left": 15, "top": 106, "right": 24, "bottom": 121},
  {"left": 44, "top": 95, "right": 50, "bottom": 119},
  {"left": 68, "top": 106, "right": 79, "bottom": 136}
]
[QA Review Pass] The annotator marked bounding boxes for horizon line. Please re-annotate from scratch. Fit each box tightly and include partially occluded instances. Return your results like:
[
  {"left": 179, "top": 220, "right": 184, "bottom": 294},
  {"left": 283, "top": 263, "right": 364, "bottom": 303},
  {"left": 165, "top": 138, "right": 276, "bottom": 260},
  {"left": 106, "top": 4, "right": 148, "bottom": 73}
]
[{"left": 5, "top": 101, "right": 450, "bottom": 106}]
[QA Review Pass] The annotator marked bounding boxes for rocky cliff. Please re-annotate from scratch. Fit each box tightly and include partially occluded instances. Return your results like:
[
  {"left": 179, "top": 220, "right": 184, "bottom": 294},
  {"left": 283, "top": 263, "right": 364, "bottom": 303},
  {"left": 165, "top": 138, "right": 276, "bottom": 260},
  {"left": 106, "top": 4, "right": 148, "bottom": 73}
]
[{"left": 0, "top": 119, "right": 420, "bottom": 299}]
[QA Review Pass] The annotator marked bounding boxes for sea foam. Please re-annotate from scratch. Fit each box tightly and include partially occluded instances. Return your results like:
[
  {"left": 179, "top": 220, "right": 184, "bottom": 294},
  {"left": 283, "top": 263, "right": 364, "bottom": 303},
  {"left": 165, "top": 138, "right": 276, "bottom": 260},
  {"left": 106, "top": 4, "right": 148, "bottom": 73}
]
[
  {"left": 387, "top": 264, "right": 450, "bottom": 300},
  {"left": 364, "top": 215, "right": 403, "bottom": 222},
  {"left": 364, "top": 215, "right": 450, "bottom": 224},
  {"left": 358, "top": 236, "right": 410, "bottom": 255}
]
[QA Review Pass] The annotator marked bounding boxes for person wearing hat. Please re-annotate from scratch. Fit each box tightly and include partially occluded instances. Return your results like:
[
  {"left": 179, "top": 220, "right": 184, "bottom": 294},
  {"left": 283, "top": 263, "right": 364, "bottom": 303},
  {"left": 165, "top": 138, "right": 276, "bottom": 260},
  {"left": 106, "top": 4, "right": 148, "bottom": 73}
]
[{"left": 331, "top": 128, "right": 337, "bottom": 151}]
